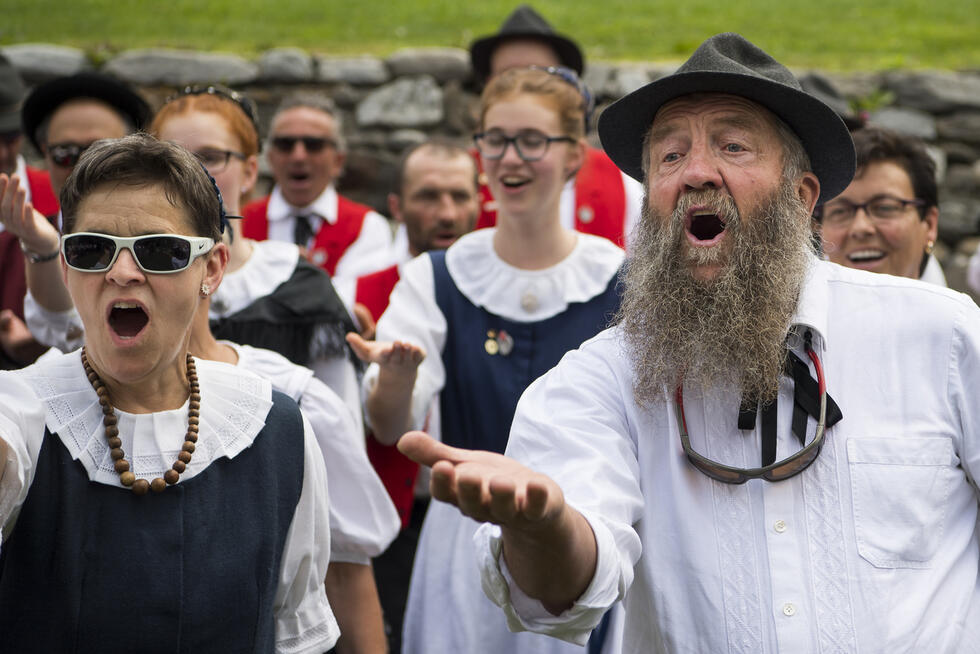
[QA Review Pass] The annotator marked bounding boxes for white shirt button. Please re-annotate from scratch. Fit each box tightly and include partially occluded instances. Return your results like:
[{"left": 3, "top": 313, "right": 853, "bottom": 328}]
[
  {"left": 521, "top": 290, "right": 539, "bottom": 313},
  {"left": 782, "top": 603, "right": 796, "bottom": 617},
  {"left": 774, "top": 520, "right": 787, "bottom": 533}
]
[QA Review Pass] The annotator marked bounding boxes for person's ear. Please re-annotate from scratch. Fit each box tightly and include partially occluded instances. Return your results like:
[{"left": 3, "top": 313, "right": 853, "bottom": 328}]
[
  {"left": 201, "top": 242, "right": 229, "bottom": 298},
  {"left": 797, "top": 172, "right": 821, "bottom": 214},
  {"left": 564, "top": 138, "right": 587, "bottom": 181},
  {"left": 923, "top": 205, "right": 939, "bottom": 244},
  {"left": 240, "top": 154, "right": 259, "bottom": 196},
  {"left": 388, "top": 192, "right": 404, "bottom": 224}
]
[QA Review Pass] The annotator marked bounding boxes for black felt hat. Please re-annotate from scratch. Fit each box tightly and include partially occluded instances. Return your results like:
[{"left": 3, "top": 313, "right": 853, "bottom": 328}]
[
  {"left": 22, "top": 71, "right": 151, "bottom": 151},
  {"left": 598, "top": 33, "right": 855, "bottom": 203},
  {"left": 0, "top": 53, "right": 26, "bottom": 133},
  {"left": 470, "top": 4, "right": 584, "bottom": 79}
]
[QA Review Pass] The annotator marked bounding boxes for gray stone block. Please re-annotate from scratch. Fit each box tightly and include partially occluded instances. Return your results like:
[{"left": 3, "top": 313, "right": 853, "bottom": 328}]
[
  {"left": 385, "top": 48, "right": 470, "bottom": 84},
  {"left": 104, "top": 49, "right": 258, "bottom": 86},
  {"left": 885, "top": 71, "right": 980, "bottom": 114},
  {"left": 867, "top": 107, "right": 937, "bottom": 140},
  {"left": 938, "top": 197, "right": 980, "bottom": 242},
  {"left": 356, "top": 76, "right": 443, "bottom": 128},
  {"left": 258, "top": 48, "right": 313, "bottom": 83},
  {"left": 937, "top": 111, "right": 980, "bottom": 147},
  {"left": 1, "top": 44, "right": 90, "bottom": 82},
  {"left": 316, "top": 55, "right": 389, "bottom": 85}
]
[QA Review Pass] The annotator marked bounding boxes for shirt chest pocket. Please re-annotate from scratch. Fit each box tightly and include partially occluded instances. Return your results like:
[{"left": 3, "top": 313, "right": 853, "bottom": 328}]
[{"left": 846, "top": 436, "right": 955, "bottom": 569}]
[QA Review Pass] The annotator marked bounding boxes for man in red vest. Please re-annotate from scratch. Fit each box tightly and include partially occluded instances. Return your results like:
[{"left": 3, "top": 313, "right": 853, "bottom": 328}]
[
  {"left": 468, "top": 4, "right": 643, "bottom": 249},
  {"left": 345, "top": 140, "right": 479, "bottom": 654},
  {"left": 0, "top": 66, "right": 148, "bottom": 368},
  {"left": 241, "top": 93, "right": 394, "bottom": 281}
]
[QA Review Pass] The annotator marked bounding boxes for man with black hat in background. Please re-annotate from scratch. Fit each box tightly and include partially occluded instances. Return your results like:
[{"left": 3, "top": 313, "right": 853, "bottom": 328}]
[
  {"left": 399, "top": 32, "right": 980, "bottom": 652},
  {"left": 469, "top": 4, "right": 643, "bottom": 249},
  {"left": 0, "top": 71, "right": 150, "bottom": 367}
]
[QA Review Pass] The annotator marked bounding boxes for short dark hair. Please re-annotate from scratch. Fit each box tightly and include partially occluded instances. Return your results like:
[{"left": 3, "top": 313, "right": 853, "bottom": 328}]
[
  {"left": 393, "top": 139, "right": 478, "bottom": 196},
  {"left": 851, "top": 126, "right": 937, "bottom": 219},
  {"left": 60, "top": 133, "right": 222, "bottom": 240}
]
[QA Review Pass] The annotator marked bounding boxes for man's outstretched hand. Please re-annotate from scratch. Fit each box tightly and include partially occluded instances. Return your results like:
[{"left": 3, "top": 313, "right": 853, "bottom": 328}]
[
  {"left": 398, "top": 431, "right": 597, "bottom": 614},
  {"left": 398, "top": 431, "right": 565, "bottom": 532}
]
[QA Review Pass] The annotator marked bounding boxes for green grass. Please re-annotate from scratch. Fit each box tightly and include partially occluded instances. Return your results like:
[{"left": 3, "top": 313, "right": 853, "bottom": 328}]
[{"left": 3, "top": 0, "right": 978, "bottom": 70}]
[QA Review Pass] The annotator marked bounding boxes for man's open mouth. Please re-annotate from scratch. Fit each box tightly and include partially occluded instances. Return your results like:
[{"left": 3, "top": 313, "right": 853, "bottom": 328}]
[
  {"left": 687, "top": 210, "right": 727, "bottom": 242},
  {"left": 108, "top": 302, "right": 149, "bottom": 339}
]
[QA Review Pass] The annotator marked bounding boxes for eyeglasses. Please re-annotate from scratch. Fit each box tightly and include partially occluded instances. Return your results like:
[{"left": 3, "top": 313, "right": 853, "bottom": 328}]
[
  {"left": 473, "top": 129, "right": 576, "bottom": 162},
  {"left": 191, "top": 148, "right": 247, "bottom": 173},
  {"left": 674, "top": 341, "right": 828, "bottom": 484},
  {"left": 61, "top": 232, "right": 215, "bottom": 274},
  {"left": 270, "top": 136, "right": 337, "bottom": 154},
  {"left": 168, "top": 85, "right": 260, "bottom": 137},
  {"left": 815, "top": 196, "right": 924, "bottom": 228},
  {"left": 47, "top": 142, "right": 95, "bottom": 168}
]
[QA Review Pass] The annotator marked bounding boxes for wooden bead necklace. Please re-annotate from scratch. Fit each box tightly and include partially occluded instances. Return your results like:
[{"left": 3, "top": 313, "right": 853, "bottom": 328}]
[{"left": 81, "top": 347, "right": 200, "bottom": 495}]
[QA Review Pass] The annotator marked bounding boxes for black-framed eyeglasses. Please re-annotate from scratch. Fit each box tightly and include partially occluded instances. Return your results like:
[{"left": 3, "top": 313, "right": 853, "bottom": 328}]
[
  {"left": 270, "top": 136, "right": 337, "bottom": 154},
  {"left": 61, "top": 232, "right": 215, "bottom": 274},
  {"left": 47, "top": 142, "right": 95, "bottom": 168},
  {"left": 473, "top": 129, "right": 576, "bottom": 162},
  {"left": 168, "top": 84, "right": 260, "bottom": 137},
  {"left": 191, "top": 147, "right": 247, "bottom": 173},
  {"left": 815, "top": 196, "right": 925, "bottom": 228},
  {"left": 674, "top": 340, "right": 828, "bottom": 484}
]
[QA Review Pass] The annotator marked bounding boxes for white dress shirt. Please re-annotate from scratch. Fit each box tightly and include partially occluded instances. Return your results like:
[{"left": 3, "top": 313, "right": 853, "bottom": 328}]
[
  {"left": 477, "top": 258, "right": 980, "bottom": 654},
  {"left": 266, "top": 184, "right": 395, "bottom": 282},
  {"left": 0, "top": 350, "right": 338, "bottom": 653}
]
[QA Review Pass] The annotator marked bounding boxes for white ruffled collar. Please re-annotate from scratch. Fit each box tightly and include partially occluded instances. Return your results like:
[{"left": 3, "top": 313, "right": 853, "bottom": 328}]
[
  {"left": 210, "top": 239, "right": 299, "bottom": 318},
  {"left": 21, "top": 350, "right": 273, "bottom": 487},
  {"left": 444, "top": 228, "right": 624, "bottom": 322}
]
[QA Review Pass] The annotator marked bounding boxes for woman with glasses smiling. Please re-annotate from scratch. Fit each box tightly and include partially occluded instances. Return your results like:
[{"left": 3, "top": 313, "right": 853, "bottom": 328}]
[
  {"left": 347, "top": 67, "right": 624, "bottom": 654},
  {"left": 816, "top": 126, "right": 944, "bottom": 284},
  {"left": 0, "top": 134, "right": 339, "bottom": 651}
]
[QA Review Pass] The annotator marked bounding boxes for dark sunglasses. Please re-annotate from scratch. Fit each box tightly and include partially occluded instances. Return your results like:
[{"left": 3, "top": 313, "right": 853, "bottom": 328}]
[
  {"left": 674, "top": 340, "right": 828, "bottom": 484},
  {"left": 47, "top": 142, "right": 94, "bottom": 168},
  {"left": 61, "top": 232, "right": 215, "bottom": 274},
  {"left": 271, "top": 136, "right": 336, "bottom": 154}
]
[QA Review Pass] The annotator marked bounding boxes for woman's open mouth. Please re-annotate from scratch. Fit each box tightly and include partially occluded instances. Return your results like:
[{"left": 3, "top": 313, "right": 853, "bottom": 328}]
[{"left": 108, "top": 302, "right": 149, "bottom": 339}]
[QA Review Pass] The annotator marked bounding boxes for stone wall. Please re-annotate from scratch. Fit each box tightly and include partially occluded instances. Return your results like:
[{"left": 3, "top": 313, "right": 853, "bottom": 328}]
[{"left": 5, "top": 43, "right": 979, "bottom": 298}]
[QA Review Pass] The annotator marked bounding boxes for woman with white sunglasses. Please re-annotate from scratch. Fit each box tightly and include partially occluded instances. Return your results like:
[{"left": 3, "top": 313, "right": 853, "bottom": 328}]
[{"left": 0, "top": 134, "right": 339, "bottom": 651}]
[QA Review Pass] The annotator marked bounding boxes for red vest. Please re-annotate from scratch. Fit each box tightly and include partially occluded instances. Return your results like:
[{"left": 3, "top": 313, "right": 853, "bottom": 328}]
[
  {"left": 241, "top": 193, "right": 372, "bottom": 277},
  {"left": 474, "top": 146, "right": 628, "bottom": 247},
  {"left": 355, "top": 264, "right": 421, "bottom": 529},
  {"left": 0, "top": 167, "right": 59, "bottom": 319},
  {"left": 26, "top": 167, "right": 59, "bottom": 218}
]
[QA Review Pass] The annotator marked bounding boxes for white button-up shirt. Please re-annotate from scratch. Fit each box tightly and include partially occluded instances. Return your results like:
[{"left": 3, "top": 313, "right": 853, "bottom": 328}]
[{"left": 477, "top": 258, "right": 980, "bottom": 654}]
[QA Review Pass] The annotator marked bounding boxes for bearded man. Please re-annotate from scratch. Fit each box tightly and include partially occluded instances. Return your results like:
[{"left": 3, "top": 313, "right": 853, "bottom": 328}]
[{"left": 398, "top": 33, "right": 980, "bottom": 653}]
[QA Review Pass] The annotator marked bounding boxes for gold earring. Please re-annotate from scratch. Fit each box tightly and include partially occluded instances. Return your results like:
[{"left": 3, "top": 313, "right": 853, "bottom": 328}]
[
  {"left": 925, "top": 240, "right": 935, "bottom": 255},
  {"left": 200, "top": 283, "right": 211, "bottom": 297}
]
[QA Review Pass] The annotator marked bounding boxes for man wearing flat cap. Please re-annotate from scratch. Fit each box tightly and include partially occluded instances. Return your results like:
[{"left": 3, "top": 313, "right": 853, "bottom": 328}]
[
  {"left": 400, "top": 33, "right": 980, "bottom": 652},
  {"left": 469, "top": 4, "right": 643, "bottom": 250},
  {"left": 0, "top": 71, "right": 149, "bottom": 367}
]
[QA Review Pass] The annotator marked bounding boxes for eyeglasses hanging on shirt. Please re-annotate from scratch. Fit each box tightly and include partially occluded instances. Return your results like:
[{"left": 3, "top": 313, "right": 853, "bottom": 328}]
[{"left": 675, "top": 329, "right": 843, "bottom": 484}]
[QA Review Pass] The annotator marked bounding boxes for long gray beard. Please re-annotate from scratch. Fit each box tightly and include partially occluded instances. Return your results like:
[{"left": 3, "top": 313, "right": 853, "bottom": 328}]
[{"left": 619, "top": 179, "right": 814, "bottom": 407}]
